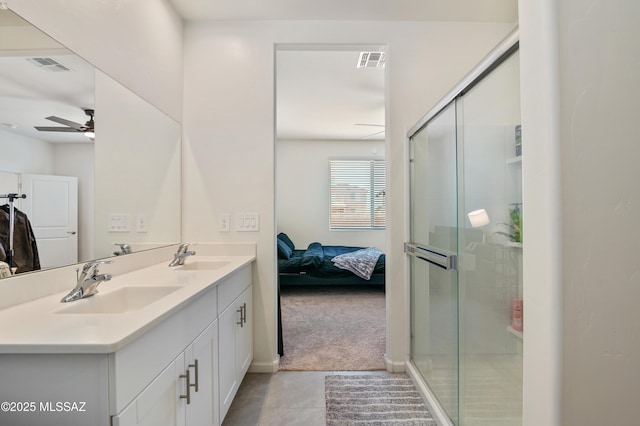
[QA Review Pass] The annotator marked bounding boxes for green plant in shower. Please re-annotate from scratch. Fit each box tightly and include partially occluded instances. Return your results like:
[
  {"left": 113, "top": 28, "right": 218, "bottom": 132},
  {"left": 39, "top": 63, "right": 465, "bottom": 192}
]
[
  {"left": 495, "top": 203, "right": 523, "bottom": 243},
  {"left": 509, "top": 203, "right": 522, "bottom": 243}
]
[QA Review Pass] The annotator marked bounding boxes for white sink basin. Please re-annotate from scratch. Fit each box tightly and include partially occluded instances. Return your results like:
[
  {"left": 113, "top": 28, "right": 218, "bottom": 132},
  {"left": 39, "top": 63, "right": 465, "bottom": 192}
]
[
  {"left": 56, "top": 286, "right": 181, "bottom": 314},
  {"left": 173, "top": 260, "right": 230, "bottom": 271}
]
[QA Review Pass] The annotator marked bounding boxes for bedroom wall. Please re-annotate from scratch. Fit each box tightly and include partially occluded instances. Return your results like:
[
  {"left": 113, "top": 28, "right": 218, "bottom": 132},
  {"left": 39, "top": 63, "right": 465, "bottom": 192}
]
[
  {"left": 0, "top": 130, "right": 54, "bottom": 175},
  {"left": 53, "top": 143, "right": 94, "bottom": 262},
  {"left": 276, "top": 139, "right": 385, "bottom": 250},
  {"left": 182, "top": 20, "right": 515, "bottom": 371}
]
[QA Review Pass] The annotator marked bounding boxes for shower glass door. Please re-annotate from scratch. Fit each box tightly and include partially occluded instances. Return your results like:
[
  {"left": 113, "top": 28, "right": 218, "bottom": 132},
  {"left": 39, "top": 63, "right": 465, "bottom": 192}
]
[
  {"left": 457, "top": 49, "right": 522, "bottom": 426},
  {"left": 408, "top": 38, "right": 522, "bottom": 426},
  {"left": 409, "top": 101, "right": 459, "bottom": 423}
]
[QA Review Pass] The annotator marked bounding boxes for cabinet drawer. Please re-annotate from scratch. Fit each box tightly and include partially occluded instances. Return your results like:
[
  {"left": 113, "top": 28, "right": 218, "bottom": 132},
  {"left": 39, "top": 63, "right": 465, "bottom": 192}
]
[{"left": 217, "top": 265, "right": 251, "bottom": 313}]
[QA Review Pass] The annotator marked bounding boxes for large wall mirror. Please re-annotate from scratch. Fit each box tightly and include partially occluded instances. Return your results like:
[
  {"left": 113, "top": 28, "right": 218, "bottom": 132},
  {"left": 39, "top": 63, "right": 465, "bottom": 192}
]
[{"left": 0, "top": 9, "right": 181, "bottom": 276}]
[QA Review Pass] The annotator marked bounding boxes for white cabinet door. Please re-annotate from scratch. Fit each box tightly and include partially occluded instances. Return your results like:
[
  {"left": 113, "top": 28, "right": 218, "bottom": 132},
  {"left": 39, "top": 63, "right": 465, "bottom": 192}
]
[
  {"left": 218, "top": 297, "right": 242, "bottom": 421},
  {"left": 184, "top": 323, "right": 214, "bottom": 426},
  {"left": 112, "top": 353, "right": 185, "bottom": 426},
  {"left": 113, "top": 324, "right": 217, "bottom": 426},
  {"left": 236, "top": 286, "right": 253, "bottom": 376},
  {"left": 218, "top": 284, "right": 253, "bottom": 423}
]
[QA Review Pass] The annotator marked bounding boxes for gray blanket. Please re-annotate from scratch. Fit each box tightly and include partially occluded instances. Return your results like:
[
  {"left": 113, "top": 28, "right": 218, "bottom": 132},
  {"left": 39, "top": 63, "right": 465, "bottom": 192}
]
[{"left": 331, "top": 247, "right": 384, "bottom": 280}]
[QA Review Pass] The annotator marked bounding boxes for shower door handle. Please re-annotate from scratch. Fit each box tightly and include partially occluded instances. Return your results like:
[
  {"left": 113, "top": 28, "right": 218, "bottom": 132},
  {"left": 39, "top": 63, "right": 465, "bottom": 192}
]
[{"left": 404, "top": 242, "right": 458, "bottom": 271}]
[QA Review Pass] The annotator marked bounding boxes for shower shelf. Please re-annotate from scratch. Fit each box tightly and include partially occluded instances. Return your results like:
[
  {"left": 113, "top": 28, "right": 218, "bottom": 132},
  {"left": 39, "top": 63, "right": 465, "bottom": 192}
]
[{"left": 507, "top": 325, "right": 523, "bottom": 340}]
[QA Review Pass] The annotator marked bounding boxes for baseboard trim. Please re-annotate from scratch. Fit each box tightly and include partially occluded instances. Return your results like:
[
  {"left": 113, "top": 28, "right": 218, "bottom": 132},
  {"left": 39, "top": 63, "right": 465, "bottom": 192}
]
[
  {"left": 248, "top": 357, "right": 280, "bottom": 373},
  {"left": 384, "top": 354, "right": 406, "bottom": 373},
  {"left": 406, "top": 361, "right": 453, "bottom": 426}
]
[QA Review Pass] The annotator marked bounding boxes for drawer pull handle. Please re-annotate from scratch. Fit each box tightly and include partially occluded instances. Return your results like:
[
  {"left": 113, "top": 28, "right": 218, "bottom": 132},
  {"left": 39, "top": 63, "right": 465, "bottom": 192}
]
[
  {"left": 237, "top": 306, "right": 244, "bottom": 327},
  {"left": 179, "top": 369, "right": 191, "bottom": 404},
  {"left": 242, "top": 302, "right": 247, "bottom": 325},
  {"left": 189, "top": 359, "right": 199, "bottom": 392},
  {"left": 236, "top": 302, "right": 247, "bottom": 327}
]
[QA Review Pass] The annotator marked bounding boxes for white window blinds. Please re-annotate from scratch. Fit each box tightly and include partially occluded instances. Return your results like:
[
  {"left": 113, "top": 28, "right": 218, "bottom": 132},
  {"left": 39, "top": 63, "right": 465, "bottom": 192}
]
[{"left": 329, "top": 159, "right": 386, "bottom": 229}]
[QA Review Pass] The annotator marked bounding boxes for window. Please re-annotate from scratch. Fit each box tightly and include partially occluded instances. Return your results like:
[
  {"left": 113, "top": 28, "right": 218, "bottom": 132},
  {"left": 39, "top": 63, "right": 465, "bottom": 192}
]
[{"left": 330, "top": 159, "right": 386, "bottom": 229}]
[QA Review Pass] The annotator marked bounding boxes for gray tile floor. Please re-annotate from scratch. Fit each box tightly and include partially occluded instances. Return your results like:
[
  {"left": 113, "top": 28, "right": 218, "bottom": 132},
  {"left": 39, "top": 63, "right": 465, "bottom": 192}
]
[{"left": 222, "top": 371, "right": 389, "bottom": 426}]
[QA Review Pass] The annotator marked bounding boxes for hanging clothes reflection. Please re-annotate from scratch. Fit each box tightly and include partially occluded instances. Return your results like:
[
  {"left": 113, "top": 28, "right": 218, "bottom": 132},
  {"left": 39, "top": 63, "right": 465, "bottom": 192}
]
[{"left": 0, "top": 204, "right": 40, "bottom": 274}]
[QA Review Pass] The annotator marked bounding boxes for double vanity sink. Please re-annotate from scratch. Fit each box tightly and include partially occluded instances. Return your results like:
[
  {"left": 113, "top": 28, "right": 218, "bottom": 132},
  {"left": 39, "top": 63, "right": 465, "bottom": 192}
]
[
  {"left": 0, "top": 246, "right": 254, "bottom": 353},
  {"left": 0, "top": 243, "right": 256, "bottom": 426},
  {"left": 56, "top": 259, "right": 231, "bottom": 315}
]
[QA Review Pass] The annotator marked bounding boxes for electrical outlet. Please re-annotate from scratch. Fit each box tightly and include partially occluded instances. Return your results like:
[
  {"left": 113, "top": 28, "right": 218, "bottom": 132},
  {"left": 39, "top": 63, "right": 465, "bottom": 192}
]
[
  {"left": 136, "top": 214, "right": 148, "bottom": 233},
  {"left": 218, "top": 213, "right": 230, "bottom": 232}
]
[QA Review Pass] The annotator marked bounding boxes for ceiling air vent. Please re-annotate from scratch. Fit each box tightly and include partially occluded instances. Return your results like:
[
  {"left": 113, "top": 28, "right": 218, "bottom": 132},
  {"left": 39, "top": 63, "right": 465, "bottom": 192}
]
[
  {"left": 357, "top": 52, "right": 386, "bottom": 68},
  {"left": 27, "top": 57, "right": 72, "bottom": 72}
]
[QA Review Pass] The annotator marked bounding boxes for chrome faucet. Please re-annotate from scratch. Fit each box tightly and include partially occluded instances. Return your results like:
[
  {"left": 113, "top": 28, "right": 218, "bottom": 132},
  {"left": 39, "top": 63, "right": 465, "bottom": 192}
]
[
  {"left": 169, "top": 243, "right": 196, "bottom": 267},
  {"left": 61, "top": 260, "right": 113, "bottom": 303},
  {"left": 113, "top": 243, "right": 132, "bottom": 256}
]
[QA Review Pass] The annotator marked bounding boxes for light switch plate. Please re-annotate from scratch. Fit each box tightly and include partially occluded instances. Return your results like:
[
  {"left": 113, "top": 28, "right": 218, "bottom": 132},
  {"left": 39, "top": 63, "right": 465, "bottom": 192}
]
[
  {"left": 108, "top": 214, "right": 130, "bottom": 232},
  {"left": 236, "top": 213, "right": 259, "bottom": 232}
]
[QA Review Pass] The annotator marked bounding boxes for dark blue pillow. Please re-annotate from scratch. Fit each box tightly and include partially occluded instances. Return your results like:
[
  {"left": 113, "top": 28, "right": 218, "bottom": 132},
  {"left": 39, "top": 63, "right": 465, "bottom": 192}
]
[
  {"left": 277, "top": 238, "right": 293, "bottom": 259},
  {"left": 300, "top": 242, "right": 324, "bottom": 268},
  {"left": 277, "top": 232, "right": 295, "bottom": 252}
]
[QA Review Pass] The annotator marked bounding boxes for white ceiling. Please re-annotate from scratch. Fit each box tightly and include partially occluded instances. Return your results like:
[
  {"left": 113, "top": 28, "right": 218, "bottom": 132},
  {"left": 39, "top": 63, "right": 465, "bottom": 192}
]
[
  {"left": 0, "top": 2, "right": 518, "bottom": 145},
  {"left": 169, "top": 0, "right": 518, "bottom": 23},
  {"left": 277, "top": 48, "right": 386, "bottom": 141},
  {"left": 169, "top": 0, "right": 517, "bottom": 141},
  {"left": 0, "top": 10, "right": 94, "bottom": 144}
]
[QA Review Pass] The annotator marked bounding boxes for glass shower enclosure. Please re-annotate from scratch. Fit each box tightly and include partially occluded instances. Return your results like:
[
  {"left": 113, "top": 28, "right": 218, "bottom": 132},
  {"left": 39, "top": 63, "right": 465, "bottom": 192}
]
[{"left": 407, "top": 29, "right": 522, "bottom": 426}]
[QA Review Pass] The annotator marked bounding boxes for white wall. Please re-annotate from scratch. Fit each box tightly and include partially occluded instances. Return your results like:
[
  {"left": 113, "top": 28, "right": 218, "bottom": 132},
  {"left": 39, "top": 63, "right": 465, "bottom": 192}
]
[
  {"left": 9, "top": 0, "right": 183, "bottom": 122},
  {"left": 53, "top": 144, "right": 94, "bottom": 261},
  {"left": 94, "top": 70, "right": 181, "bottom": 259},
  {"left": 556, "top": 1, "right": 640, "bottom": 424},
  {"left": 182, "top": 20, "right": 515, "bottom": 371},
  {"left": 519, "top": 0, "right": 640, "bottom": 425},
  {"left": 277, "top": 139, "right": 385, "bottom": 249},
  {"left": 0, "top": 130, "right": 54, "bottom": 175}
]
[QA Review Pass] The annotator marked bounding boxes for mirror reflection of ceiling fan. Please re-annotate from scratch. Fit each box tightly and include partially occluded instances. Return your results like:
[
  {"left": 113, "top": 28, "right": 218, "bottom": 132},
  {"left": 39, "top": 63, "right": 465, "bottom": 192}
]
[
  {"left": 355, "top": 123, "right": 385, "bottom": 139},
  {"left": 35, "top": 108, "right": 95, "bottom": 139}
]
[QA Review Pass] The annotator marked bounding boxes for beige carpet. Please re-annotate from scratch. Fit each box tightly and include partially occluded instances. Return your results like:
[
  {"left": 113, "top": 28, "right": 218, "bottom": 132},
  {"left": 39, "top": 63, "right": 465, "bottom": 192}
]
[{"left": 279, "top": 285, "right": 386, "bottom": 371}]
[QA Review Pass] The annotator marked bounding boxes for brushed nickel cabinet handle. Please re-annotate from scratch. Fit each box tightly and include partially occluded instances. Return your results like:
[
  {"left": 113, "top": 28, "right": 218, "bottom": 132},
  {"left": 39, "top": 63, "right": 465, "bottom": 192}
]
[
  {"left": 179, "top": 369, "right": 191, "bottom": 404},
  {"left": 189, "top": 359, "right": 199, "bottom": 392},
  {"left": 237, "top": 306, "right": 244, "bottom": 327}
]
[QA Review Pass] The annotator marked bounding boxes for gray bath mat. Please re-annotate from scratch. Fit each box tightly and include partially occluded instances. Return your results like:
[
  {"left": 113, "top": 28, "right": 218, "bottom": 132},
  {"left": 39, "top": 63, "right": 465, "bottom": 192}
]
[{"left": 325, "top": 374, "right": 437, "bottom": 425}]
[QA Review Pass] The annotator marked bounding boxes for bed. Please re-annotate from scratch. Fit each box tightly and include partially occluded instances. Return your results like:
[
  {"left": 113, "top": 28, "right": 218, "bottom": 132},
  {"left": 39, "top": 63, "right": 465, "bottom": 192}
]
[{"left": 277, "top": 233, "right": 385, "bottom": 286}]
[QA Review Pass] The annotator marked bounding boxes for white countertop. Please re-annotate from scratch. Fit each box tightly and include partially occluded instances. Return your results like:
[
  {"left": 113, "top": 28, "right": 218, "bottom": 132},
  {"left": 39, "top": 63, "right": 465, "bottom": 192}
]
[{"left": 0, "top": 255, "right": 254, "bottom": 354}]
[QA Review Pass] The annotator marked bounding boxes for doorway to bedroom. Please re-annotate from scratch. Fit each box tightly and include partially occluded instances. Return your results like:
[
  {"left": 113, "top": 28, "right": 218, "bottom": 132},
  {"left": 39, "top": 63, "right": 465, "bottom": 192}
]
[{"left": 275, "top": 44, "right": 387, "bottom": 371}]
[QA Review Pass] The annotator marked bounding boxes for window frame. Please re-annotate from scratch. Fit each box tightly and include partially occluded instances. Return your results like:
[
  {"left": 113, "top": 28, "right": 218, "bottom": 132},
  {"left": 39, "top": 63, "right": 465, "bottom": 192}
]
[{"left": 329, "top": 158, "right": 386, "bottom": 231}]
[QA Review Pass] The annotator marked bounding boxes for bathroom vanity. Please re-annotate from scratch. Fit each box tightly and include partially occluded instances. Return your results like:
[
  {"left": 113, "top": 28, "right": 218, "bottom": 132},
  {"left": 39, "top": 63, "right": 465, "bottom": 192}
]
[{"left": 0, "top": 243, "right": 255, "bottom": 426}]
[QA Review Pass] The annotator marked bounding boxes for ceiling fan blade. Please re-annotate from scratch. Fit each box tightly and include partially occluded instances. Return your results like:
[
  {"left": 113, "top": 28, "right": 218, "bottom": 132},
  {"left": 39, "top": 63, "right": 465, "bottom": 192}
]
[
  {"left": 45, "top": 116, "right": 84, "bottom": 130},
  {"left": 35, "top": 126, "right": 79, "bottom": 132}
]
